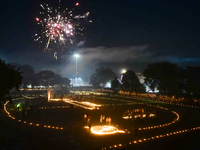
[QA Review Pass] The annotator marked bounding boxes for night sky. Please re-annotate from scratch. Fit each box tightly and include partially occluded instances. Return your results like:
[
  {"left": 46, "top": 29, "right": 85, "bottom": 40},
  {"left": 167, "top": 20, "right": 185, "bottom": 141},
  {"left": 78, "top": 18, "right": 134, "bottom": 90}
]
[{"left": 0, "top": 0, "right": 200, "bottom": 81}]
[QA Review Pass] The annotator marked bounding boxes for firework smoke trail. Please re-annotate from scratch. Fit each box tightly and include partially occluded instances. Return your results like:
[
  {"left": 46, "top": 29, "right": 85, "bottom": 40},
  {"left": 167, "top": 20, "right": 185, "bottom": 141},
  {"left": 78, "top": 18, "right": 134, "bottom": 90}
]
[{"left": 33, "top": 1, "right": 91, "bottom": 53}]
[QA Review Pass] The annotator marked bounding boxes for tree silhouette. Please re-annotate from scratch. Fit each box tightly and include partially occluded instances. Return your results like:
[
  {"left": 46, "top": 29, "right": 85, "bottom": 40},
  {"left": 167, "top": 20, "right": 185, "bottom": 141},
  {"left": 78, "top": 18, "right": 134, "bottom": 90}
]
[
  {"left": 143, "top": 62, "right": 181, "bottom": 95},
  {"left": 0, "top": 59, "right": 23, "bottom": 101},
  {"left": 121, "top": 70, "right": 145, "bottom": 94},
  {"left": 183, "top": 66, "right": 200, "bottom": 98},
  {"left": 10, "top": 63, "right": 35, "bottom": 88},
  {"left": 90, "top": 67, "right": 116, "bottom": 88},
  {"left": 111, "top": 77, "right": 121, "bottom": 93},
  {"left": 36, "top": 70, "right": 70, "bottom": 87}
]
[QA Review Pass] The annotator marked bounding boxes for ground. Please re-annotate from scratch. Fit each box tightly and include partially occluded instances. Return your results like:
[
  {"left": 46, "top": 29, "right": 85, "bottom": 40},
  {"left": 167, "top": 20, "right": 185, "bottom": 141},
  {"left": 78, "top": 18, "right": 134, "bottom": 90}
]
[{"left": 1, "top": 94, "right": 200, "bottom": 150}]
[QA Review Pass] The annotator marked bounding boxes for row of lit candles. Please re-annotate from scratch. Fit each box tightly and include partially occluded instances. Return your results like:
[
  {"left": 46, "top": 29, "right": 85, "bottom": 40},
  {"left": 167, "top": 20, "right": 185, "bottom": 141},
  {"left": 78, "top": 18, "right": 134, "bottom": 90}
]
[
  {"left": 40, "top": 98, "right": 180, "bottom": 132},
  {"left": 12, "top": 94, "right": 200, "bottom": 110},
  {"left": 39, "top": 106, "right": 72, "bottom": 109},
  {"left": 160, "top": 101, "right": 200, "bottom": 109},
  {"left": 98, "top": 96, "right": 200, "bottom": 110},
  {"left": 4, "top": 96, "right": 179, "bottom": 134},
  {"left": 4, "top": 101, "right": 64, "bottom": 130},
  {"left": 132, "top": 96, "right": 200, "bottom": 109},
  {"left": 5, "top": 96, "right": 195, "bottom": 150},
  {"left": 84, "top": 97, "right": 180, "bottom": 131},
  {"left": 99, "top": 99, "right": 180, "bottom": 131},
  {"left": 134, "top": 105, "right": 179, "bottom": 130},
  {"left": 63, "top": 99, "right": 101, "bottom": 110},
  {"left": 102, "top": 127, "right": 200, "bottom": 149},
  {"left": 49, "top": 98, "right": 99, "bottom": 110}
]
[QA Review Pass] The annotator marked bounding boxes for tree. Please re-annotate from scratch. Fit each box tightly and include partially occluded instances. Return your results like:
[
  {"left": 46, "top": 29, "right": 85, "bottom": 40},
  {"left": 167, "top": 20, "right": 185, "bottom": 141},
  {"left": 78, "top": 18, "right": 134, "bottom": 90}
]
[
  {"left": 0, "top": 59, "right": 23, "bottom": 101},
  {"left": 35, "top": 70, "right": 70, "bottom": 88},
  {"left": 10, "top": 63, "right": 35, "bottom": 88},
  {"left": 143, "top": 62, "right": 181, "bottom": 95},
  {"left": 90, "top": 67, "right": 116, "bottom": 88},
  {"left": 111, "top": 77, "right": 121, "bottom": 93},
  {"left": 20, "top": 64, "right": 35, "bottom": 88},
  {"left": 53, "top": 76, "right": 71, "bottom": 94},
  {"left": 62, "top": 77, "right": 71, "bottom": 87},
  {"left": 121, "top": 70, "right": 145, "bottom": 94},
  {"left": 37, "top": 70, "right": 56, "bottom": 86},
  {"left": 183, "top": 66, "right": 200, "bottom": 98}
]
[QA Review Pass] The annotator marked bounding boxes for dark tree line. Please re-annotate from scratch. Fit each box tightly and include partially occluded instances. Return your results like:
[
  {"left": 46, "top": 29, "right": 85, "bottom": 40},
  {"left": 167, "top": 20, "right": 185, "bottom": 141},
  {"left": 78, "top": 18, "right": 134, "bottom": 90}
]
[
  {"left": 121, "top": 70, "right": 145, "bottom": 94},
  {"left": 143, "top": 61, "right": 200, "bottom": 98},
  {"left": 89, "top": 67, "right": 116, "bottom": 88},
  {"left": 10, "top": 63, "right": 70, "bottom": 88},
  {"left": 2, "top": 57, "right": 200, "bottom": 103},
  {"left": 90, "top": 67, "right": 145, "bottom": 94},
  {"left": 90, "top": 62, "right": 200, "bottom": 99},
  {"left": 0, "top": 60, "right": 70, "bottom": 102},
  {"left": 111, "top": 70, "right": 145, "bottom": 94}
]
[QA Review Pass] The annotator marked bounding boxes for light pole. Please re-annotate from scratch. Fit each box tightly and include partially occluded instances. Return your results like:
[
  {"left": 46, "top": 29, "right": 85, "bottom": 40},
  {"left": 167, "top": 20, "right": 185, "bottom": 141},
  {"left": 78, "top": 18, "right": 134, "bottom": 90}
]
[
  {"left": 74, "top": 54, "right": 79, "bottom": 80},
  {"left": 121, "top": 69, "right": 127, "bottom": 74}
]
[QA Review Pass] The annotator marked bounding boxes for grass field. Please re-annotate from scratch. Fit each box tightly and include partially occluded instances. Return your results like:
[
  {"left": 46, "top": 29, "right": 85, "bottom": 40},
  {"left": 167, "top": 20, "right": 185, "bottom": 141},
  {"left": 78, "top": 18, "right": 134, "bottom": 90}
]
[{"left": 2, "top": 95, "right": 200, "bottom": 149}]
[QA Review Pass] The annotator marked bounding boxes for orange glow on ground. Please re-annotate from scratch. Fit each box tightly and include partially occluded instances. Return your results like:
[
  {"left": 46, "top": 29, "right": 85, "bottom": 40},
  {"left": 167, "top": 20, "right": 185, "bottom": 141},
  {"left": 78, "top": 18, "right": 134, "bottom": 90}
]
[{"left": 89, "top": 125, "right": 125, "bottom": 135}]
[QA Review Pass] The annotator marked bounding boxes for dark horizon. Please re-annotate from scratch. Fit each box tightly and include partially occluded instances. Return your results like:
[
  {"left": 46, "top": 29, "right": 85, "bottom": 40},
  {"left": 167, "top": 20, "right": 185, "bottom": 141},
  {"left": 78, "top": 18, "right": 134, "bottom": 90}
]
[{"left": 0, "top": 0, "right": 200, "bottom": 80}]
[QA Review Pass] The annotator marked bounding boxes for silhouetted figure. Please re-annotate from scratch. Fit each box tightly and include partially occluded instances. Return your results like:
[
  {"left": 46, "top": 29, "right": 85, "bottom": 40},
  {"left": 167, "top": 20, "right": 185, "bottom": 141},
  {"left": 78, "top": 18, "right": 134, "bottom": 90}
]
[
  {"left": 88, "top": 123, "right": 91, "bottom": 133},
  {"left": 84, "top": 114, "right": 87, "bottom": 122},
  {"left": 87, "top": 116, "right": 91, "bottom": 123},
  {"left": 134, "top": 128, "right": 138, "bottom": 135}
]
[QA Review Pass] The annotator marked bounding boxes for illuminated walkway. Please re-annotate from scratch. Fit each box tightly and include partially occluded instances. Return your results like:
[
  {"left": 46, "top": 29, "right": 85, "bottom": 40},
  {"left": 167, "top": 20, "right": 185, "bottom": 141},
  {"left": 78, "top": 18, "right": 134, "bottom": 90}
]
[
  {"left": 49, "top": 98, "right": 101, "bottom": 110},
  {"left": 3, "top": 95, "right": 200, "bottom": 150}
]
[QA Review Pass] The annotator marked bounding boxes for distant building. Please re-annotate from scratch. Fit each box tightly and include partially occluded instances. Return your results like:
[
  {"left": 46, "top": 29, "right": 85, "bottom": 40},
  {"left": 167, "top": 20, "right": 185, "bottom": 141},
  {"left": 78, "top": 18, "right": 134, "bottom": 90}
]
[{"left": 70, "top": 77, "right": 91, "bottom": 87}]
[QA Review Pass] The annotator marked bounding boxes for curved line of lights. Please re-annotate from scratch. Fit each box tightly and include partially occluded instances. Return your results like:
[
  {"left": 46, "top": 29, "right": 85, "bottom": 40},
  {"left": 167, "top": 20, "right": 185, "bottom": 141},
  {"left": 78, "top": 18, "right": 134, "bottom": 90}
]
[
  {"left": 4, "top": 93, "right": 200, "bottom": 150},
  {"left": 102, "top": 127, "right": 200, "bottom": 149},
  {"left": 4, "top": 100, "right": 64, "bottom": 130}
]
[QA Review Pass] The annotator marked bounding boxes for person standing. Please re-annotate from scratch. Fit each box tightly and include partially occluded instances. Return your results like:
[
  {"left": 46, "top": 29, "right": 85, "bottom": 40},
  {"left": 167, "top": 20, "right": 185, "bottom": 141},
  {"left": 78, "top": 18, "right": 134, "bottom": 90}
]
[
  {"left": 100, "top": 115, "right": 103, "bottom": 124},
  {"left": 106, "top": 117, "right": 108, "bottom": 125},
  {"left": 108, "top": 116, "right": 111, "bottom": 125},
  {"left": 84, "top": 114, "right": 87, "bottom": 122},
  {"left": 88, "top": 123, "right": 91, "bottom": 133},
  {"left": 87, "top": 116, "right": 91, "bottom": 123}
]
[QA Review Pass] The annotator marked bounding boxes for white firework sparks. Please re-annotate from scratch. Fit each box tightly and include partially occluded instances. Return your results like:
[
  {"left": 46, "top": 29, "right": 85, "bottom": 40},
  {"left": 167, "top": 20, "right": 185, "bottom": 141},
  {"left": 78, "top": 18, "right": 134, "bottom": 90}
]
[{"left": 33, "top": 2, "right": 91, "bottom": 51}]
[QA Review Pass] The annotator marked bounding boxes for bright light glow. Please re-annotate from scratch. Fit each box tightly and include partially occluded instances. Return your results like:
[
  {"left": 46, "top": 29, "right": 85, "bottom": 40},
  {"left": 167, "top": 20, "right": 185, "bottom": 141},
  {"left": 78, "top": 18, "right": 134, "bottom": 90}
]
[
  {"left": 75, "top": 54, "right": 79, "bottom": 57},
  {"left": 49, "top": 98, "right": 101, "bottom": 110},
  {"left": 48, "top": 89, "right": 51, "bottom": 101},
  {"left": 90, "top": 126, "right": 125, "bottom": 135},
  {"left": 121, "top": 69, "right": 127, "bottom": 74},
  {"left": 122, "top": 116, "right": 132, "bottom": 119},
  {"left": 17, "top": 103, "right": 20, "bottom": 107},
  {"left": 149, "top": 113, "right": 156, "bottom": 117}
]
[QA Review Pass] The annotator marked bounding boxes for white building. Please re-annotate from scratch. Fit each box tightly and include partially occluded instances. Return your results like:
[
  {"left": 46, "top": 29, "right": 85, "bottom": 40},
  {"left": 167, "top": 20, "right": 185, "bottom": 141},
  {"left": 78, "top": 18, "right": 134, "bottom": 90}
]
[{"left": 70, "top": 78, "right": 91, "bottom": 87}]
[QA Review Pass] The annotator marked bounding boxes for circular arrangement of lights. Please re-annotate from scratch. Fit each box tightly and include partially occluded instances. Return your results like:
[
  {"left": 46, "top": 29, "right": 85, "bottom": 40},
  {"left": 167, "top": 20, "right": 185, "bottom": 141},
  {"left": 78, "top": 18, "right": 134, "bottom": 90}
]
[
  {"left": 99, "top": 98, "right": 180, "bottom": 131},
  {"left": 3, "top": 94, "right": 200, "bottom": 150},
  {"left": 4, "top": 100, "right": 64, "bottom": 130},
  {"left": 86, "top": 125, "right": 125, "bottom": 135}
]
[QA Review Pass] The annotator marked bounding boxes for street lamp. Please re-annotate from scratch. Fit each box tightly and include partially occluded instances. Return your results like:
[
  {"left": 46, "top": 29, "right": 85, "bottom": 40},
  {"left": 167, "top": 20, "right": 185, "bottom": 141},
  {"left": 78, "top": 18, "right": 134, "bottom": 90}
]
[
  {"left": 74, "top": 54, "right": 79, "bottom": 80},
  {"left": 121, "top": 69, "right": 127, "bottom": 74},
  {"left": 121, "top": 69, "right": 127, "bottom": 84}
]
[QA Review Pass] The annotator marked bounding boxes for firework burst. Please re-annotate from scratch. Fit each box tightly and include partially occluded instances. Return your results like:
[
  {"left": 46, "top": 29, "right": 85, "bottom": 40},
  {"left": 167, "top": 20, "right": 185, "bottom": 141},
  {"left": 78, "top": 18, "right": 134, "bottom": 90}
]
[{"left": 33, "top": 1, "right": 91, "bottom": 53}]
